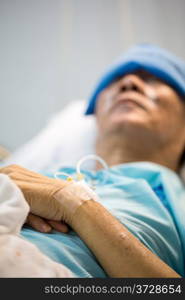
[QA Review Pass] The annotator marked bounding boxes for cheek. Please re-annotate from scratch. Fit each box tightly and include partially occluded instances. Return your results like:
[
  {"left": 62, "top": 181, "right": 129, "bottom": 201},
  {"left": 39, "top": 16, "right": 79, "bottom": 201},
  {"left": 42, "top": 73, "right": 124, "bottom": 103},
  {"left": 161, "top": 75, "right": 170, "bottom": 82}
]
[
  {"left": 95, "top": 92, "right": 112, "bottom": 128},
  {"left": 152, "top": 88, "right": 185, "bottom": 136},
  {"left": 95, "top": 83, "right": 119, "bottom": 116},
  {"left": 96, "top": 89, "right": 114, "bottom": 115}
]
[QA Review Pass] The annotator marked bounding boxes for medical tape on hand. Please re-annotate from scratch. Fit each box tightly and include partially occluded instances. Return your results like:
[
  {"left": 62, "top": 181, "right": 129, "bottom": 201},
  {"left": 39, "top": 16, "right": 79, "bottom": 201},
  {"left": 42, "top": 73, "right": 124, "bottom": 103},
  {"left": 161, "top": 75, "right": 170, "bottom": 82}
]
[
  {"left": 53, "top": 180, "right": 99, "bottom": 218},
  {"left": 53, "top": 154, "right": 107, "bottom": 218}
]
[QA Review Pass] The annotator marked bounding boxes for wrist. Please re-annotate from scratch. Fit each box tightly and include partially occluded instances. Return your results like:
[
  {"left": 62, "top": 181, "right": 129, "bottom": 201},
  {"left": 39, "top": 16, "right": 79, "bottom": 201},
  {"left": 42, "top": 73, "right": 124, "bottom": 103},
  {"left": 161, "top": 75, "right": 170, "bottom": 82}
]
[{"left": 53, "top": 181, "right": 98, "bottom": 225}]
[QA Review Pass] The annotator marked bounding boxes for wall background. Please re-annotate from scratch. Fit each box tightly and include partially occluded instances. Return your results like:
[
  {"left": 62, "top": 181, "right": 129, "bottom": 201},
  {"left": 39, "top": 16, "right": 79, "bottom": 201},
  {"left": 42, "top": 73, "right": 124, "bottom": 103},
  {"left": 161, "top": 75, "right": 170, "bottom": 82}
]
[{"left": 0, "top": 0, "right": 185, "bottom": 150}]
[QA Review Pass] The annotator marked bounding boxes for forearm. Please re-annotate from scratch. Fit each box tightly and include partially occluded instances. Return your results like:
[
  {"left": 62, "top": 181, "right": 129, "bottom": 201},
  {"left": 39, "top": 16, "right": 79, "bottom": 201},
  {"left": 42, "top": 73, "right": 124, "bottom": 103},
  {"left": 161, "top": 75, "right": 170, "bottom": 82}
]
[{"left": 69, "top": 199, "right": 180, "bottom": 278}]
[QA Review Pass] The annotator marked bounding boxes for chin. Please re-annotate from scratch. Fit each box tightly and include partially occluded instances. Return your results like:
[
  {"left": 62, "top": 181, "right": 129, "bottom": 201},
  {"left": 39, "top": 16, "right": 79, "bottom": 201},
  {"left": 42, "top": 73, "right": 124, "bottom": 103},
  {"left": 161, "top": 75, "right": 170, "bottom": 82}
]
[{"left": 109, "top": 111, "right": 147, "bottom": 128}]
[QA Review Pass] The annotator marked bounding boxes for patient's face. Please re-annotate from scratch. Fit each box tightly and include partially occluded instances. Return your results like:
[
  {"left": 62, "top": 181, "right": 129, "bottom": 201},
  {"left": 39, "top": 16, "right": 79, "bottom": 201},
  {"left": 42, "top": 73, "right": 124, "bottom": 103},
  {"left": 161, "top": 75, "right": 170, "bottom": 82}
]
[{"left": 95, "top": 70, "right": 185, "bottom": 148}]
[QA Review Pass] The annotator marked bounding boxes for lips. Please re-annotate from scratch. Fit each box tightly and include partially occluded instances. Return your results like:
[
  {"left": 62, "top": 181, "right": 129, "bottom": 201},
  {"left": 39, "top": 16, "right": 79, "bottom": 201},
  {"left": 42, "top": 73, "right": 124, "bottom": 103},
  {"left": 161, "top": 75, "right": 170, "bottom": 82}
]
[
  {"left": 113, "top": 92, "right": 147, "bottom": 111},
  {"left": 116, "top": 99, "right": 144, "bottom": 109}
]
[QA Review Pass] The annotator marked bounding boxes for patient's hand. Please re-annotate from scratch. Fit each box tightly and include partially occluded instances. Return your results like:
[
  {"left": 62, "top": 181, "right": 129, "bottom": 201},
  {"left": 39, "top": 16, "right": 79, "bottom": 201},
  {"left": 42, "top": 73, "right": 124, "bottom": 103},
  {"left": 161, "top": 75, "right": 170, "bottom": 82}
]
[
  {"left": 0, "top": 172, "right": 73, "bottom": 277},
  {"left": 26, "top": 213, "right": 69, "bottom": 233},
  {"left": 0, "top": 165, "right": 72, "bottom": 222},
  {"left": 0, "top": 164, "right": 98, "bottom": 228}
]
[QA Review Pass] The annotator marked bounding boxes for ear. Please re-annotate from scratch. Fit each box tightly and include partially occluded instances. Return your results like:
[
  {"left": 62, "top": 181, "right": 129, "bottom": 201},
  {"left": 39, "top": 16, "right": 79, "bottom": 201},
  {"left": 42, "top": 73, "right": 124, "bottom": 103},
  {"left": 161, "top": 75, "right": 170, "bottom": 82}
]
[{"left": 0, "top": 174, "right": 29, "bottom": 235}]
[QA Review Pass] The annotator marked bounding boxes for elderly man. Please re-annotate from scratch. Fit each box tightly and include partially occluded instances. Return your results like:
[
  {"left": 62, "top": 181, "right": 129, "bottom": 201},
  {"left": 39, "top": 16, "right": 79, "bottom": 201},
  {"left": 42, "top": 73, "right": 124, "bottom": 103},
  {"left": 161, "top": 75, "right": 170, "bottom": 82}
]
[{"left": 0, "top": 44, "right": 185, "bottom": 278}]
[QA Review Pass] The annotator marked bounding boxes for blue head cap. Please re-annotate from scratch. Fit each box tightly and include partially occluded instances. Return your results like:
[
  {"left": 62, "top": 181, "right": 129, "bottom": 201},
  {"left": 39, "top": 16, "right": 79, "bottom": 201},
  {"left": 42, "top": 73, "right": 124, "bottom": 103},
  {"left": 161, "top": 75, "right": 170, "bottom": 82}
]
[{"left": 85, "top": 44, "right": 185, "bottom": 115}]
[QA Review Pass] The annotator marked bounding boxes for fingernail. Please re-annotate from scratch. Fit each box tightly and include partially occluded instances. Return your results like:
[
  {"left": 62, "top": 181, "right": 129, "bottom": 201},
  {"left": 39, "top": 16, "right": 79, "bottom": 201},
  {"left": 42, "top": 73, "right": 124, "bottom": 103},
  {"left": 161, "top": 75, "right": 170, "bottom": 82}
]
[{"left": 42, "top": 225, "right": 51, "bottom": 232}]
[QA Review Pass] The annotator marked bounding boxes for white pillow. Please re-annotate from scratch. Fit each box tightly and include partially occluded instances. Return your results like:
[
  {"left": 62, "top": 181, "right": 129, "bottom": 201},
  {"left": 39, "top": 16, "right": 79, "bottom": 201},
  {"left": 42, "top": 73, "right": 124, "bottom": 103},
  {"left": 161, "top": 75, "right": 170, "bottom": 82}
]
[{"left": 3, "top": 100, "right": 97, "bottom": 173}]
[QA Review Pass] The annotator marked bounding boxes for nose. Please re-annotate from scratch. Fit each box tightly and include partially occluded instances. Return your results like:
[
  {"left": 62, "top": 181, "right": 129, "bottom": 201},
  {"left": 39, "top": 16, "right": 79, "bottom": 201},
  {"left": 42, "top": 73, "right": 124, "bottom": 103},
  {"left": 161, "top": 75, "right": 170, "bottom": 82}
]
[
  {"left": 119, "top": 74, "right": 144, "bottom": 93},
  {"left": 118, "top": 74, "right": 157, "bottom": 102}
]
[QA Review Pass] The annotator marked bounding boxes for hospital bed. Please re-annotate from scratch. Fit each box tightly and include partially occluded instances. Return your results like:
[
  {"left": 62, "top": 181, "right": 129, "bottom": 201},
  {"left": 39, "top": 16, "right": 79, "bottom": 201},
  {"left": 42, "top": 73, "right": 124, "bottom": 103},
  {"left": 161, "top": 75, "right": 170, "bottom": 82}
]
[{"left": 0, "top": 99, "right": 185, "bottom": 278}]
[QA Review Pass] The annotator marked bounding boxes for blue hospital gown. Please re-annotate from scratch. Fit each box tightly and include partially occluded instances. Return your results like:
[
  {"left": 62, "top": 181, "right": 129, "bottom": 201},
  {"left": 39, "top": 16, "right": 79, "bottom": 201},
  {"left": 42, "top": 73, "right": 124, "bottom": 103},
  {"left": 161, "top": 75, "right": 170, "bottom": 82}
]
[{"left": 21, "top": 162, "right": 185, "bottom": 277}]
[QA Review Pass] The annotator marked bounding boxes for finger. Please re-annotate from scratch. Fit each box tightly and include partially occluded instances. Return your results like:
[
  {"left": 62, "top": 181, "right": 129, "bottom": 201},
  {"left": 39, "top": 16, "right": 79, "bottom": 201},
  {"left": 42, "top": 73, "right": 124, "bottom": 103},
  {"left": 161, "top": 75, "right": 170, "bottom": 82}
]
[
  {"left": 0, "top": 164, "right": 24, "bottom": 174},
  {"left": 0, "top": 166, "right": 11, "bottom": 175},
  {"left": 47, "top": 220, "right": 69, "bottom": 233},
  {"left": 26, "top": 213, "right": 52, "bottom": 233}
]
